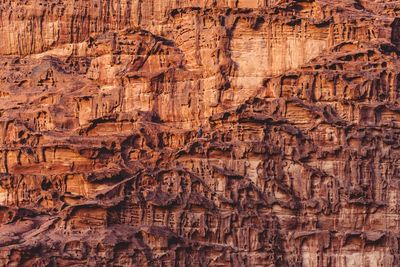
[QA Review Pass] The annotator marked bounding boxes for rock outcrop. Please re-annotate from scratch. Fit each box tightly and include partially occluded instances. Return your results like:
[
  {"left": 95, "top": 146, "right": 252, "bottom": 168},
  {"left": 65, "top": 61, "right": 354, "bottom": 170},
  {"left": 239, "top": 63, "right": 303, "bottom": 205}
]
[{"left": 0, "top": 0, "right": 399, "bottom": 266}]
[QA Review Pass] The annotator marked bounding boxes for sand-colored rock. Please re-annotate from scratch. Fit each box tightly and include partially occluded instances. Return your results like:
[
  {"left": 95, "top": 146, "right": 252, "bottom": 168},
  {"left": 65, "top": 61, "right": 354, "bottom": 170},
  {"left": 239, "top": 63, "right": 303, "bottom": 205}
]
[{"left": 0, "top": 0, "right": 400, "bottom": 266}]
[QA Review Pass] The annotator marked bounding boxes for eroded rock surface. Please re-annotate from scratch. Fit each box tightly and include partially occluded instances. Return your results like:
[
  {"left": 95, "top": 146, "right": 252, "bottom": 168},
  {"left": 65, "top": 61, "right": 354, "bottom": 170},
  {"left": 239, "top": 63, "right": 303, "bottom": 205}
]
[{"left": 0, "top": 0, "right": 399, "bottom": 266}]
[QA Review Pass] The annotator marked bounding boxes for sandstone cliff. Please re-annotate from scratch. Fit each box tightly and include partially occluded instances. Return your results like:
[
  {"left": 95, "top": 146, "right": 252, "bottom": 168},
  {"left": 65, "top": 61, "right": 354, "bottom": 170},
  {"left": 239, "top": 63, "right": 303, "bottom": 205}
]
[{"left": 0, "top": 0, "right": 400, "bottom": 266}]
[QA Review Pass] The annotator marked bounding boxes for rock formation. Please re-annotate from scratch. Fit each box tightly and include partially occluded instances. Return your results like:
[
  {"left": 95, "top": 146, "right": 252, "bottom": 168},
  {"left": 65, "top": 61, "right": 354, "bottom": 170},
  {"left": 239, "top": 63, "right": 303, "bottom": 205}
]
[{"left": 0, "top": 0, "right": 399, "bottom": 266}]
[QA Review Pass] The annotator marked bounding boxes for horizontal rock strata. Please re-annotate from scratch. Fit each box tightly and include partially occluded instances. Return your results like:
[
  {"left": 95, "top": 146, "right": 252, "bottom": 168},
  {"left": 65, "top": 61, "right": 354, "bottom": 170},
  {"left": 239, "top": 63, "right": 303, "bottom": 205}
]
[{"left": 0, "top": 0, "right": 400, "bottom": 266}]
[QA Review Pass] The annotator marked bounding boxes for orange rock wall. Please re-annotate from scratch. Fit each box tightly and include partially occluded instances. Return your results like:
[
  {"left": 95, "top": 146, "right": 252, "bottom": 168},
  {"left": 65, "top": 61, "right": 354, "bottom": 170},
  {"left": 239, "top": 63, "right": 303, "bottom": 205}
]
[{"left": 0, "top": 0, "right": 400, "bottom": 266}]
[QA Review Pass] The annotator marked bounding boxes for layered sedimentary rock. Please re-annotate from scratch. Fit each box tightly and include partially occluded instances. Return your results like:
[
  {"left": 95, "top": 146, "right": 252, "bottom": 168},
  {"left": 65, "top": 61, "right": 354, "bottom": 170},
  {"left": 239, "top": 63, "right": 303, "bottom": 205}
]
[{"left": 0, "top": 0, "right": 400, "bottom": 266}]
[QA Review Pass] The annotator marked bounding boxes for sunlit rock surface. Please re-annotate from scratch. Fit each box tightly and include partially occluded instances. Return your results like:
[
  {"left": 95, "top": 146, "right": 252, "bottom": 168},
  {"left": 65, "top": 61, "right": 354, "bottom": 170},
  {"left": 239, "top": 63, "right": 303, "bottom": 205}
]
[{"left": 0, "top": 0, "right": 400, "bottom": 266}]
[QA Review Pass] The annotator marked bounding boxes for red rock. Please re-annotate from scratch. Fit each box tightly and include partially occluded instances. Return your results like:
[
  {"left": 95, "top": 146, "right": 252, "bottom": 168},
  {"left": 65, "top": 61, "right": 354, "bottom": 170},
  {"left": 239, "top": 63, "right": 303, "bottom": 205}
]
[{"left": 0, "top": 0, "right": 399, "bottom": 266}]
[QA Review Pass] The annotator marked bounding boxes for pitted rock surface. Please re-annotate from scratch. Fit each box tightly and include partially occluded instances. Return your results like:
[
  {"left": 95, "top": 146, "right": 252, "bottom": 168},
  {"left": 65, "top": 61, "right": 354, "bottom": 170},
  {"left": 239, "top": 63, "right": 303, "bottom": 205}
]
[{"left": 0, "top": 0, "right": 400, "bottom": 266}]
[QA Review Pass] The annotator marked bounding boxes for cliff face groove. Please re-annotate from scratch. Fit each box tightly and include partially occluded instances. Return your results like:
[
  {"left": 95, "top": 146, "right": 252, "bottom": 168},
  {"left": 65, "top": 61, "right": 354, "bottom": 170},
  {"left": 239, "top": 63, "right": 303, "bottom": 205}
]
[{"left": 0, "top": 0, "right": 399, "bottom": 266}]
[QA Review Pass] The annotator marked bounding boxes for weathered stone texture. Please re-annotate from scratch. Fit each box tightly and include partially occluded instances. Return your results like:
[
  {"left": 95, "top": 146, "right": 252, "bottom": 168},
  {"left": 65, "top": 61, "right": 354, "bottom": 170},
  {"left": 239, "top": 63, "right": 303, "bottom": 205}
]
[{"left": 0, "top": 0, "right": 400, "bottom": 266}]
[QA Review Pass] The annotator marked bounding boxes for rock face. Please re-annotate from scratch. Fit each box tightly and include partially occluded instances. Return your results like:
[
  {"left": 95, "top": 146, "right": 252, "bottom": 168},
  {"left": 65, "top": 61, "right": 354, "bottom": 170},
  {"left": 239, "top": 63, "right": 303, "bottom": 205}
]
[{"left": 0, "top": 0, "right": 399, "bottom": 266}]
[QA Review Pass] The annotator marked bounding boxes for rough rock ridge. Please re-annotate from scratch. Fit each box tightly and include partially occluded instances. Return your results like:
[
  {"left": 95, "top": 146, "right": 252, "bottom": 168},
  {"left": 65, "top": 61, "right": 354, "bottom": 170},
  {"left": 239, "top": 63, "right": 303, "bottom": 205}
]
[{"left": 0, "top": 0, "right": 400, "bottom": 266}]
